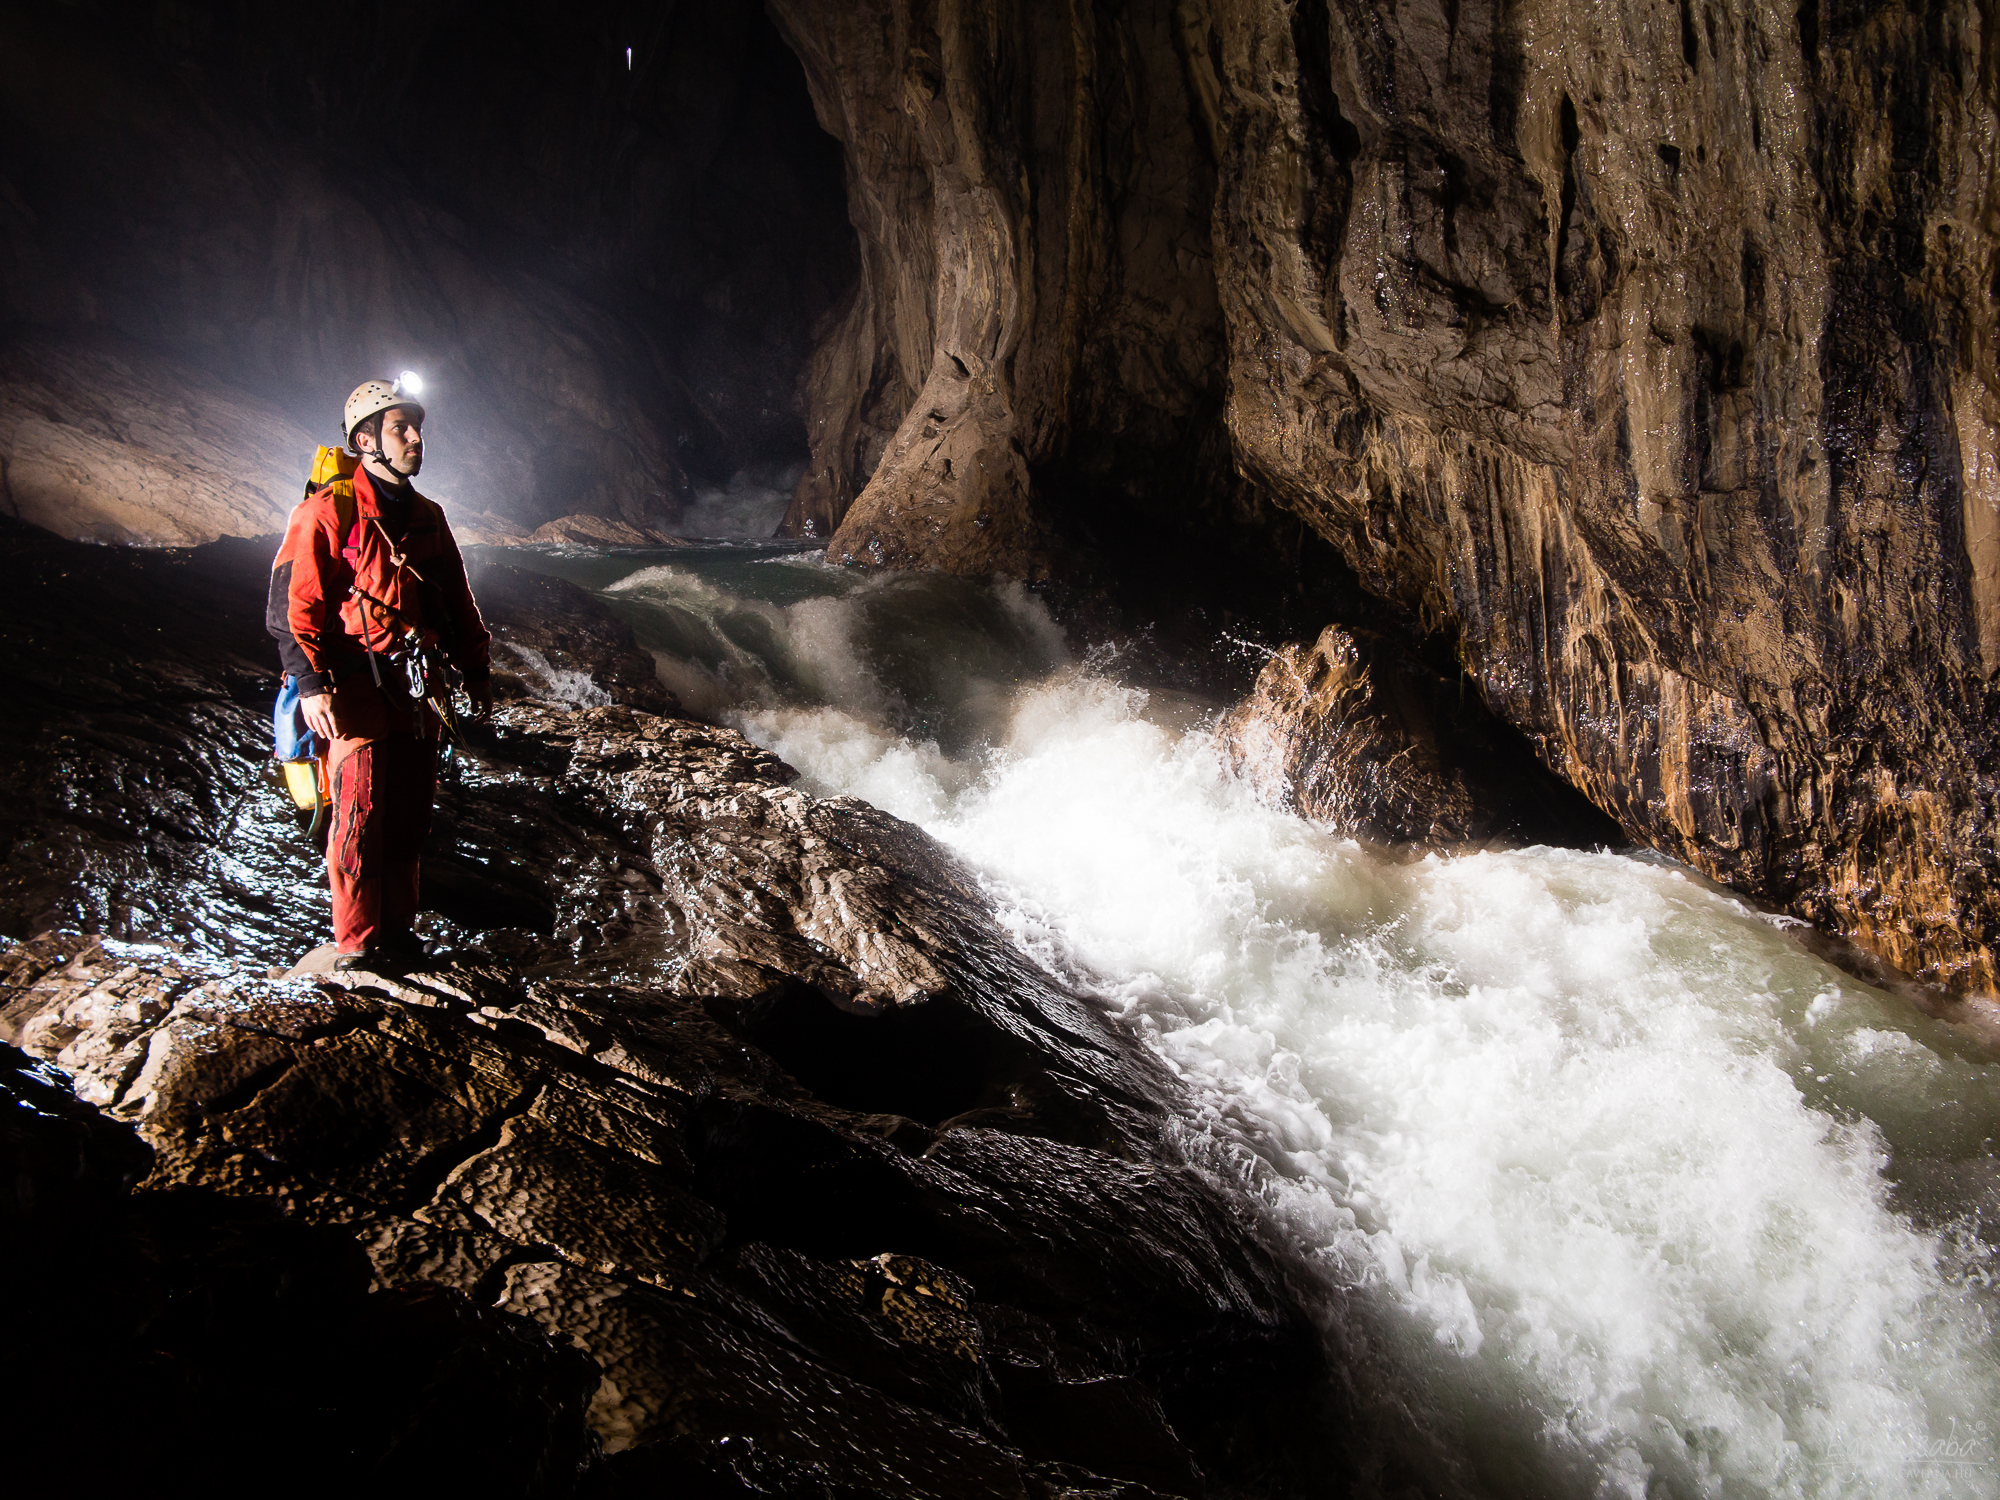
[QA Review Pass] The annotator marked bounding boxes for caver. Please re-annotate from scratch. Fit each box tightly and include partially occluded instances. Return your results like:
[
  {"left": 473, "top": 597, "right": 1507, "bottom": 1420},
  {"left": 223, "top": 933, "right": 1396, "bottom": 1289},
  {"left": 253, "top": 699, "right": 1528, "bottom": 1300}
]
[{"left": 267, "top": 374, "right": 493, "bottom": 969}]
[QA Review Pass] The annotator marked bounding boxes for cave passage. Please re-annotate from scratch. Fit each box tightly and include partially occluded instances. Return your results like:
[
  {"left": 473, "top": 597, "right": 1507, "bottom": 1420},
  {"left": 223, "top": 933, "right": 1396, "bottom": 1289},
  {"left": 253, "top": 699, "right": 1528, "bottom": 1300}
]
[
  {"left": 9, "top": 1, "right": 2000, "bottom": 1495},
  {"left": 0, "top": 0, "right": 856, "bottom": 541}
]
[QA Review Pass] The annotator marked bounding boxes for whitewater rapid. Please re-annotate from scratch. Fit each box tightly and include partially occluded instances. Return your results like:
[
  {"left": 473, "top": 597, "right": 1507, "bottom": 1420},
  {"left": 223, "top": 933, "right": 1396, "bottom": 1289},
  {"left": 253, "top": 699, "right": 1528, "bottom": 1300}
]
[{"left": 503, "top": 543, "right": 2000, "bottom": 1498}]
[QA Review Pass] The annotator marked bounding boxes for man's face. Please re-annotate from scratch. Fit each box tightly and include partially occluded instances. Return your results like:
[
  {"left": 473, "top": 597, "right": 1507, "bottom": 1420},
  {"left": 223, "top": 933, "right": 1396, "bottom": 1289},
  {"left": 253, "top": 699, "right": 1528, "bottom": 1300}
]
[{"left": 364, "top": 405, "right": 424, "bottom": 476}]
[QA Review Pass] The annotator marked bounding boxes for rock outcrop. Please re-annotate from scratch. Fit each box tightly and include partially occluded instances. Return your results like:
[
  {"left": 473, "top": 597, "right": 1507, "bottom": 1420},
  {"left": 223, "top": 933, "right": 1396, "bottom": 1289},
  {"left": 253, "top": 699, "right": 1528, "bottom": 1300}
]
[
  {"left": 519, "top": 515, "right": 689, "bottom": 549},
  {"left": 0, "top": 517, "right": 1357, "bottom": 1495},
  {"left": 0, "top": 337, "right": 312, "bottom": 544},
  {"left": 770, "top": 0, "right": 1236, "bottom": 581},
  {"left": 0, "top": 1037, "right": 601, "bottom": 1497},
  {"left": 0, "top": 518, "right": 679, "bottom": 954},
  {"left": 775, "top": 0, "right": 2000, "bottom": 994},
  {"left": 1219, "top": 625, "right": 1622, "bottom": 848},
  {"left": 1196, "top": 0, "right": 2000, "bottom": 992}
]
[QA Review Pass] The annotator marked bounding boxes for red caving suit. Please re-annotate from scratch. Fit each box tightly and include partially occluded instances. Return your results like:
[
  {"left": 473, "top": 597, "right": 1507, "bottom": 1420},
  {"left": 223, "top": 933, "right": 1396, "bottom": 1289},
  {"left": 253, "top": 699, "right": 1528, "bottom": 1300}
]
[{"left": 267, "top": 466, "right": 490, "bottom": 953}]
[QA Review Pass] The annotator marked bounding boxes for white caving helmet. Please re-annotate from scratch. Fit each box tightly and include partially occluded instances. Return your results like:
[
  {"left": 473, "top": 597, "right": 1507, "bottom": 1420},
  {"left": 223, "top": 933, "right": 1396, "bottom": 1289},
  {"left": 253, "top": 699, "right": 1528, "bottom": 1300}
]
[{"left": 343, "top": 373, "right": 427, "bottom": 452}]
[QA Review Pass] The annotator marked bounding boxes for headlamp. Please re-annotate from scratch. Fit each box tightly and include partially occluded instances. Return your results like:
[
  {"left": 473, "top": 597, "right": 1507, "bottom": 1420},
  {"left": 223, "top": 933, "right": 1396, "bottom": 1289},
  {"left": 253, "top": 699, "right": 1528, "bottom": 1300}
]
[{"left": 395, "top": 370, "right": 424, "bottom": 396}]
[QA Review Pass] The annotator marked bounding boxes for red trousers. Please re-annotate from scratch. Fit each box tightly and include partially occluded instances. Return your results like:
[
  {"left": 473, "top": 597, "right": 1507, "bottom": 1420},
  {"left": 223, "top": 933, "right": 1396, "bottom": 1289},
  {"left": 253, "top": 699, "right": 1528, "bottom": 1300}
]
[{"left": 324, "top": 676, "right": 438, "bottom": 953}]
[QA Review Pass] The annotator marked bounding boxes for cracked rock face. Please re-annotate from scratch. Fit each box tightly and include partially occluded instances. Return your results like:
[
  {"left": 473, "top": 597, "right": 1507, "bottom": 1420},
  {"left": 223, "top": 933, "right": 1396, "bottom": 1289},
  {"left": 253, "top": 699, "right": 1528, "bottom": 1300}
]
[{"left": 778, "top": 0, "right": 2000, "bottom": 993}]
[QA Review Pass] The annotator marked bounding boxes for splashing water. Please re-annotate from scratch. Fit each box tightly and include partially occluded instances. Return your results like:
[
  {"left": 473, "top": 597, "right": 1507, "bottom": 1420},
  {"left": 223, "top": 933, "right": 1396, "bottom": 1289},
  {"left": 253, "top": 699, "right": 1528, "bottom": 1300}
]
[
  {"left": 670, "top": 462, "right": 805, "bottom": 540},
  {"left": 503, "top": 642, "right": 612, "bottom": 708},
  {"left": 502, "top": 541, "right": 2000, "bottom": 1498}
]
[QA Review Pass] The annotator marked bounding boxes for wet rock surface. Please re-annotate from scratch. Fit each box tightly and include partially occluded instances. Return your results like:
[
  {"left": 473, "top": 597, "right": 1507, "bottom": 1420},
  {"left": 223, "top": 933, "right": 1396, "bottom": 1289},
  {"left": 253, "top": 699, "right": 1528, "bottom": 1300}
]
[
  {"left": 2, "top": 914, "right": 1310, "bottom": 1495},
  {"left": 0, "top": 519, "right": 674, "bottom": 956},
  {"left": 0, "top": 1036, "right": 600, "bottom": 1497},
  {"left": 469, "top": 559, "right": 681, "bottom": 719},
  {"left": 0, "top": 519, "right": 304, "bottom": 953},
  {"left": 0, "top": 520, "right": 1351, "bottom": 1495},
  {"left": 1219, "top": 626, "right": 1622, "bottom": 849}
]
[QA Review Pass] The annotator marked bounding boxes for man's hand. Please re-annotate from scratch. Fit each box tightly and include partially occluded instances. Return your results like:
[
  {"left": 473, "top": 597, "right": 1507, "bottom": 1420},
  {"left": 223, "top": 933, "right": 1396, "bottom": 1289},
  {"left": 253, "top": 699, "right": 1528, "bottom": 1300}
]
[
  {"left": 466, "top": 682, "right": 494, "bottom": 722},
  {"left": 302, "top": 690, "right": 338, "bottom": 741}
]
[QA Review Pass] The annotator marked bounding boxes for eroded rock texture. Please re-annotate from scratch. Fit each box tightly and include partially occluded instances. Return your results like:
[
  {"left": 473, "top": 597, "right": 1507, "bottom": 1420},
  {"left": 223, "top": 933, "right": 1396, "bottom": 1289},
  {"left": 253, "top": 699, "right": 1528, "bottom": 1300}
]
[
  {"left": 770, "top": 0, "right": 1240, "bottom": 580},
  {"left": 780, "top": 0, "right": 2000, "bottom": 992},
  {"left": 0, "top": 521, "right": 1350, "bottom": 1495},
  {"left": 0, "top": 1038, "right": 600, "bottom": 1497},
  {"left": 0, "top": 724, "right": 1320, "bottom": 1493}
]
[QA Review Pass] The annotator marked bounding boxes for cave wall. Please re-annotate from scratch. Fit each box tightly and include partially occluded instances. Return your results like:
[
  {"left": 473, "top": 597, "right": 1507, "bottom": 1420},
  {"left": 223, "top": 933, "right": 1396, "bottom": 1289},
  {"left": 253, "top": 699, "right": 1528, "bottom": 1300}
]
[
  {"left": 779, "top": 0, "right": 2000, "bottom": 993},
  {"left": 1195, "top": 0, "right": 2000, "bottom": 989},
  {"left": 769, "top": 0, "right": 1237, "bottom": 575},
  {"left": 0, "top": 0, "right": 853, "bottom": 540}
]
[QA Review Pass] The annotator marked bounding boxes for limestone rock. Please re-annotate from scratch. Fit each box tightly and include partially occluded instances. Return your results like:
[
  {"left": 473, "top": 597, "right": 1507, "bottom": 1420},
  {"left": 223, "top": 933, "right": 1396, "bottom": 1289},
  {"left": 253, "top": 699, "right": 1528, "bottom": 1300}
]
[
  {"left": 0, "top": 336, "right": 311, "bottom": 545},
  {"left": 448, "top": 510, "right": 535, "bottom": 546},
  {"left": 0, "top": 519, "right": 1350, "bottom": 1494},
  {"left": 768, "top": 0, "right": 1228, "bottom": 578},
  {"left": 0, "top": 1037, "right": 601, "bottom": 1497},
  {"left": 1186, "top": 0, "right": 2000, "bottom": 990},
  {"left": 0, "top": 519, "right": 687, "bottom": 956},
  {"left": 1219, "top": 626, "right": 1622, "bottom": 847},
  {"left": 776, "top": 0, "right": 2000, "bottom": 994},
  {"left": 521, "top": 515, "right": 690, "bottom": 549}
]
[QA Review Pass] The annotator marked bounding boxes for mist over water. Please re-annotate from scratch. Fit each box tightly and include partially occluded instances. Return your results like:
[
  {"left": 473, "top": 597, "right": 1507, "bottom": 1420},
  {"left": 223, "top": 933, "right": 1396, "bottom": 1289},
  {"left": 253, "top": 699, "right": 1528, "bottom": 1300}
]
[
  {"left": 669, "top": 462, "right": 804, "bottom": 540},
  {"left": 501, "top": 541, "right": 2000, "bottom": 1498}
]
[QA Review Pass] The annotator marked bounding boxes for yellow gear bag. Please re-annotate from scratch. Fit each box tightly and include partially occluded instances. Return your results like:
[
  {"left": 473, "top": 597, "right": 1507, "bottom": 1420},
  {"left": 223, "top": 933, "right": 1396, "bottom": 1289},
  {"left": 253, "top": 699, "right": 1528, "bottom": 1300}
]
[
  {"left": 306, "top": 445, "right": 360, "bottom": 532},
  {"left": 308, "top": 444, "right": 359, "bottom": 490}
]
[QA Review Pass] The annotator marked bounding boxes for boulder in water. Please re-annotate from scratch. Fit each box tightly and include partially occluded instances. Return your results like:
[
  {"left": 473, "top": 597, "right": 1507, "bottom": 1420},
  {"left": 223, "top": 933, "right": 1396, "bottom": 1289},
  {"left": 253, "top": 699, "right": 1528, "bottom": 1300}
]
[
  {"left": 1219, "top": 625, "right": 1621, "bottom": 848},
  {"left": 522, "top": 515, "right": 688, "bottom": 548}
]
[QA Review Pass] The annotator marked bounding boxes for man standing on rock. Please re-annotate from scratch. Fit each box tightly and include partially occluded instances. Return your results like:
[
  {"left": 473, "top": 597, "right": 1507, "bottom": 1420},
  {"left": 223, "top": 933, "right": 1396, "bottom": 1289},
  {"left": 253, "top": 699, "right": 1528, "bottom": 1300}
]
[{"left": 268, "top": 377, "right": 493, "bottom": 971}]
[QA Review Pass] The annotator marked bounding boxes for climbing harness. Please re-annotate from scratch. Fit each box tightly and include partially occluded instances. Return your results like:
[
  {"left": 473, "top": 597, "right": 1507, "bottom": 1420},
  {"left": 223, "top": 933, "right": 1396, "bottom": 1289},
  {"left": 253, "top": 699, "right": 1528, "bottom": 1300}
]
[{"left": 348, "top": 574, "right": 466, "bottom": 748}]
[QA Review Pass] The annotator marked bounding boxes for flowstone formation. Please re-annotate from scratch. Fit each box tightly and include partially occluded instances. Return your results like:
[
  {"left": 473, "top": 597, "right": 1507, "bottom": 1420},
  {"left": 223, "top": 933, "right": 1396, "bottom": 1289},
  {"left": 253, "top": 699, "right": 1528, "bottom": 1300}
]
[
  {"left": 774, "top": 0, "right": 2000, "bottom": 994},
  {"left": 0, "top": 523, "right": 1352, "bottom": 1496}
]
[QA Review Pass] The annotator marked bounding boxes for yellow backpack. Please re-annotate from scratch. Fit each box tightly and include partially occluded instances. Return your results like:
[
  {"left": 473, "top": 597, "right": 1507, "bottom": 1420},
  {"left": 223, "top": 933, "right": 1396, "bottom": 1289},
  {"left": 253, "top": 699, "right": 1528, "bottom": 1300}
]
[
  {"left": 307, "top": 444, "right": 360, "bottom": 533},
  {"left": 275, "top": 446, "right": 362, "bottom": 823}
]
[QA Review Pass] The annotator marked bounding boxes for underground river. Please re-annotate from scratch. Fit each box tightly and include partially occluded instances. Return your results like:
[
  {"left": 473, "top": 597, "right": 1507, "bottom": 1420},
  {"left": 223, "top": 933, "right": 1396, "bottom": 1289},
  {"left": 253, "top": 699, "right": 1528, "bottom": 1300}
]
[{"left": 479, "top": 538, "right": 2000, "bottom": 1500}]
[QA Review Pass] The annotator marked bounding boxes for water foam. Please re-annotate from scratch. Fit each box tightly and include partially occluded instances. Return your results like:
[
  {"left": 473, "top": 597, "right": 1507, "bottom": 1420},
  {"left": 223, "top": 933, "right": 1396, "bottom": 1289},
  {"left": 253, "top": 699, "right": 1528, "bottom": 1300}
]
[
  {"left": 580, "top": 549, "right": 2000, "bottom": 1498},
  {"left": 738, "top": 667, "right": 2000, "bottom": 1498},
  {"left": 502, "top": 643, "right": 612, "bottom": 709}
]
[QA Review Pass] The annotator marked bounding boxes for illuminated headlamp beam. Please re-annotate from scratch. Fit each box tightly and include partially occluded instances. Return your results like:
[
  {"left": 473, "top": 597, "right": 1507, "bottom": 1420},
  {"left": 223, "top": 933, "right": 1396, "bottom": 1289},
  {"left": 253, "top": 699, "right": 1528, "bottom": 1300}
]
[{"left": 395, "top": 370, "right": 424, "bottom": 396}]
